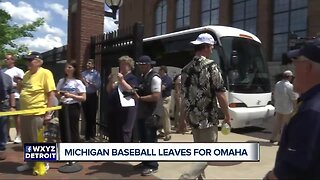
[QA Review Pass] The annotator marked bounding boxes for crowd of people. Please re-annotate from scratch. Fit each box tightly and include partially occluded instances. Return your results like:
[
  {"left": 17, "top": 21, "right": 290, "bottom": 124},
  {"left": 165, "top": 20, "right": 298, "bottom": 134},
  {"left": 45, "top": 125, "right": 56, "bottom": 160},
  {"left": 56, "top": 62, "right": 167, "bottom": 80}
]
[
  {"left": 0, "top": 50, "right": 187, "bottom": 176},
  {"left": 0, "top": 35, "right": 319, "bottom": 179}
]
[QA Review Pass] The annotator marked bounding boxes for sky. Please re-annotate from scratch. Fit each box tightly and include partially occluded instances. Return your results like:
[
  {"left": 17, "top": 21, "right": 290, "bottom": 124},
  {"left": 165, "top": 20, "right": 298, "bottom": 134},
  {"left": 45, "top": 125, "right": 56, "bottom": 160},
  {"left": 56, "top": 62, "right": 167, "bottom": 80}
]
[{"left": 0, "top": 0, "right": 118, "bottom": 53}]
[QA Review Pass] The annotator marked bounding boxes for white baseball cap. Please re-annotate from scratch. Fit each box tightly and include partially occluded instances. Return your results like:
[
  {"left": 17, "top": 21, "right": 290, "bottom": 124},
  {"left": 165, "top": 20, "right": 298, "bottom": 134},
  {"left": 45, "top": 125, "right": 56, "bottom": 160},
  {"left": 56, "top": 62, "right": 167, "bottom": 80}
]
[
  {"left": 190, "top": 33, "right": 216, "bottom": 45},
  {"left": 283, "top": 70, "right": 293, "bottom": 77}
]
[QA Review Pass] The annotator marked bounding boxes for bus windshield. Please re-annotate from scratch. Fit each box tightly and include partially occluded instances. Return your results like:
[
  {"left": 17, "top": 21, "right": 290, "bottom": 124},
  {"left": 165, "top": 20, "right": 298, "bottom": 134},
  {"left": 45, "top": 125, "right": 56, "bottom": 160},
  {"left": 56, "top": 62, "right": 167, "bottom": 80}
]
[{"left": 220, "top": 37, "right": 271, "bottom": 93}]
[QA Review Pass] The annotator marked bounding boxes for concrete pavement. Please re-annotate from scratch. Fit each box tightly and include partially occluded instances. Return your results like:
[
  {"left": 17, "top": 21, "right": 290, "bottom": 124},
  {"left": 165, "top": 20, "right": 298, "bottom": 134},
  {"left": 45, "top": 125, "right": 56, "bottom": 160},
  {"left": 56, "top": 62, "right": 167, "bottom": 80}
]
[
  {"left": 0, "top": 143, "right": 157, "bottom": 179},
  {"left": 3, "top": 120, "right": 279, "bottom": 179},
  {"left": 154, "top": 129, "right": 278, "bottom": 179}
]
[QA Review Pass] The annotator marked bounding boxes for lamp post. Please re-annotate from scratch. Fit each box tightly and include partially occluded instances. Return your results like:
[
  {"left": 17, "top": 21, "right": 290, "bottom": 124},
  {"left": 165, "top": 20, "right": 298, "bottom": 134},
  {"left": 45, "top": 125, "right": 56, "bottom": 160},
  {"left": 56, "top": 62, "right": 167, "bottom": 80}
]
[{"left": 105, "top": 0, "right": 123, "bottom": 19}]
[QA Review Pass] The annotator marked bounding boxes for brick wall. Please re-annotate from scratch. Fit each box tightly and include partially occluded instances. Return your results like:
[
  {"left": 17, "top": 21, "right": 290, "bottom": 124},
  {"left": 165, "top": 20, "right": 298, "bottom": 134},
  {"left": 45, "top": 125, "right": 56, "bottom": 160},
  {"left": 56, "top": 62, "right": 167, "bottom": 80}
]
[
  {"left": 257, "top": 0, "right": 273, "bottom": 62},
  {"left": 308, "top": 0, "right": 320, "bottom": 37},
  {"left": 219, "top": 0, "right": 231, "bottom": 26},
  {"left": 189, "top": 0, "right": 200, "bottom": 28},
  {"left": 68, "top": 0, "right": 104, "bottom": 71}
]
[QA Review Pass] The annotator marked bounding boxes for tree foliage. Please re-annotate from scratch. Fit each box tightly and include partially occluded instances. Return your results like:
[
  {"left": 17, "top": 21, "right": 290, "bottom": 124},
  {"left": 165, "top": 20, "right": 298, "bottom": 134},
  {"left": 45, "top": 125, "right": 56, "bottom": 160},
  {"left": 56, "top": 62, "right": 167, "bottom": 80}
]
[
  {"left": 0, "top": 6, "right": 44, "bottom": 59},
  {"left": 0, "top": 3, "right": 44, "bottom": 70}
]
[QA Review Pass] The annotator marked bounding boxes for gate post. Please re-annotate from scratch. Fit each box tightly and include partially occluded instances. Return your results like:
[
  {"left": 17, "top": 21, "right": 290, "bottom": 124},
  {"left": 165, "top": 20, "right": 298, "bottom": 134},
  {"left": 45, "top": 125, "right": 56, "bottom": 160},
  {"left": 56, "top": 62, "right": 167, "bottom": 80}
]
[
  {"left": 133, "top": 22, "right": 144, "bottom": 60},
  {"left": 90, "top": 36, "right": 96, "bottom": 59}
]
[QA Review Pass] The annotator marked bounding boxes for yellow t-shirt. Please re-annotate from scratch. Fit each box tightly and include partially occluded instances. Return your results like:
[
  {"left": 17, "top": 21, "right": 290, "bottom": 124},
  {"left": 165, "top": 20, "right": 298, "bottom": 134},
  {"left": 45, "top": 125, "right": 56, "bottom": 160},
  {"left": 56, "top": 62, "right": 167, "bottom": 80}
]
[{"left": 20, "top": 67, "right": 56, "bottom": 115}]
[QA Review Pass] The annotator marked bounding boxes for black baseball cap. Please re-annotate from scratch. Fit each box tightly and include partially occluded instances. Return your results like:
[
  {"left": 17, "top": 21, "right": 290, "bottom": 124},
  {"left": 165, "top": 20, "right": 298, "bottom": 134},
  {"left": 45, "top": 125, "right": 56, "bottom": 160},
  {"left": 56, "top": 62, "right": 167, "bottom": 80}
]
[
  {"left": 287, "top": 39, "right": 320, "bottom": 63},
  {"left": 23, "top": 51, "right": 42, "bottom": 60}
]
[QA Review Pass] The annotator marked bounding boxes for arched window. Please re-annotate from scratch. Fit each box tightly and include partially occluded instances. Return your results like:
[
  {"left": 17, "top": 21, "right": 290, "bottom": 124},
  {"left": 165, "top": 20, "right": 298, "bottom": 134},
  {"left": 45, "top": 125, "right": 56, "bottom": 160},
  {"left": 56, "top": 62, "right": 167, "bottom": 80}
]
[
  {"left": 232, "top": 0, "right": 257, "bottom": 35},
  {"left": 176, "top": 0, "right": 190, "bottom": 29},
  {"left": 201, "top": 0, "right": 220, "bottom": 26},
  {"left": 272, "top": 0, "right": 308, "bottom": 61},
  {"left": 155, "top": 0, "right": 167, "bottom": 35}
]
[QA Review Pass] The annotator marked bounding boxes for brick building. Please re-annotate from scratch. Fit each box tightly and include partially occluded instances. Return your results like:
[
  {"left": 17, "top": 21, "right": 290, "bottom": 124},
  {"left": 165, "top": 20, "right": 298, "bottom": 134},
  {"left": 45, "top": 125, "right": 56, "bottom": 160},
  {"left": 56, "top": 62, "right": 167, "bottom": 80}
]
[
  {"left": 68, "top": 0, "right": 104, "bottom": 70},
  {"left": 119, "top": 0, "right": 320, "bottom": 81}
]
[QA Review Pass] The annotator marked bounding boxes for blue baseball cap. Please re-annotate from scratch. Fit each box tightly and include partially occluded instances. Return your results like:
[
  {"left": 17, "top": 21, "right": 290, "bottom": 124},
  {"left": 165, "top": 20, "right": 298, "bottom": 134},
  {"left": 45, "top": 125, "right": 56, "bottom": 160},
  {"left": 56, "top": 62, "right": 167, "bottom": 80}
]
[
  {"left": 136, "top": 55, "right": 156, "bottom": 65},
  {"left": 287, "top": 39, "right": 320, "bottom": 63},
  {"left": 23, "top": 51, "right": 42, "bottom": 60}
]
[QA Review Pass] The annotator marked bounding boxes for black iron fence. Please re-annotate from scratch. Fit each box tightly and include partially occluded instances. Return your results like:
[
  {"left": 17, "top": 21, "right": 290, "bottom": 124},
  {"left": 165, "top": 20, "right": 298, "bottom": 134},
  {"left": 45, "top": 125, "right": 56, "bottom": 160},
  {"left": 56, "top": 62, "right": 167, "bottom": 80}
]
[{"left": 90, "top": 22, "right": 144, "bottom": 135}]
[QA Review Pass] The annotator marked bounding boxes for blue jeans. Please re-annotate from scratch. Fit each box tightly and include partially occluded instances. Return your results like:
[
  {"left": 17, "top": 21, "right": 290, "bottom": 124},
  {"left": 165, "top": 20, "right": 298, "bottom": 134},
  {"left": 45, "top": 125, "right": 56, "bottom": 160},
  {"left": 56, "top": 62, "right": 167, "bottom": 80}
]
[{"left": 0, "top": 103, "right": 9, "bottom": 151}]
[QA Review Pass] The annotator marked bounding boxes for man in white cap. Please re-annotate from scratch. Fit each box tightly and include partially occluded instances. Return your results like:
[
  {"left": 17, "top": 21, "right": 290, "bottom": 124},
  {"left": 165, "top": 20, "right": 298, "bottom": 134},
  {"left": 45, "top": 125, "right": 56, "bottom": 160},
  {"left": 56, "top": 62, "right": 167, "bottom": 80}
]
[
  {"left": 270, "top": 70, "right": 298, "bottom": 144},
  {"left": 179, "top": 33, "right": 231, "bottom": 179}
]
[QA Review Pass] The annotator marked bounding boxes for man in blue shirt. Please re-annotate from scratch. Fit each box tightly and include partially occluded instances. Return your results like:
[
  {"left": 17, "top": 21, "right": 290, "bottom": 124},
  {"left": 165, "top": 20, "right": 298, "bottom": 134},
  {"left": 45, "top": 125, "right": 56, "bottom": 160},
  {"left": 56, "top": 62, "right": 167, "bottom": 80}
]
[
  {"left": 81, "top": 59, "right": 101, "bottom": 142},
  {"left": 0, "top": 67, "right": 16, "bottom": 160},
  {"left": 265, "top": 39, "right": 320, "bottom": 179}
]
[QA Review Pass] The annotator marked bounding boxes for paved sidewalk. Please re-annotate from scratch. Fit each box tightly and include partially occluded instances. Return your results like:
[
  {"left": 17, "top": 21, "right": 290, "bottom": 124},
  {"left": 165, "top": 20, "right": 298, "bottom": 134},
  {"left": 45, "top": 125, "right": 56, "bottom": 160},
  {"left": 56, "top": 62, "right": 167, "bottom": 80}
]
[
  {"left": 0, "top": 143, "right": 157, "bottom": 179},
  {"left": 155, "top": 129, "right": 278, "bottom": 179},
  {"left": 2, "top": 125, "right": 278, "bottom": 179}
]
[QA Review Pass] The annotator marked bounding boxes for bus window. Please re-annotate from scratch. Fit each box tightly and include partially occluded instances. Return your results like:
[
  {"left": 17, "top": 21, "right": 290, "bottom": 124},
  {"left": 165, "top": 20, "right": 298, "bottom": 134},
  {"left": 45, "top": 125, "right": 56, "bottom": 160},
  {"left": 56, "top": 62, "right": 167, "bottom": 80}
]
[
  {"left": 210, "top": 48, "right": 221, "bottom": 66},
  {"left": 220, "top": 37, "right": 271, "bottom": 93}
]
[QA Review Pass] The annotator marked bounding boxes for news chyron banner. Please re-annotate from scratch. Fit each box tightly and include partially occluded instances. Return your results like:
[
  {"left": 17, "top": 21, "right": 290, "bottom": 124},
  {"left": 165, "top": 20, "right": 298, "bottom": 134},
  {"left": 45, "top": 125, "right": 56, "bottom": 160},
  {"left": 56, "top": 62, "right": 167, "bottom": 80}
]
[{"left": 24, "top": 143, "right": 259, "bottom": 162}]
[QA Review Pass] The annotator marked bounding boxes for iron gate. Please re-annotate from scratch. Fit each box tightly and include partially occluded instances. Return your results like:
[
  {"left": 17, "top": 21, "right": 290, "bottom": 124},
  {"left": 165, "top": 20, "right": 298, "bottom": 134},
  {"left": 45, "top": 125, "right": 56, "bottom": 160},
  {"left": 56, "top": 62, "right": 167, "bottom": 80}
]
[{"left": 90, "top": 22, "right": 144, "bottom": 136}]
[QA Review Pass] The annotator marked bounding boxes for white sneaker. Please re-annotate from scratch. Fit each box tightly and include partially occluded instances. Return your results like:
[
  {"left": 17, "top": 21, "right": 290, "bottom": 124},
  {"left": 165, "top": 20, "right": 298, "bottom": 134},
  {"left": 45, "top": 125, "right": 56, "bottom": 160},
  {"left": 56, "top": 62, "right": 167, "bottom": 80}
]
[
  {"left": 14, "top": 137, "right": 21, "bottom": 144},
  {"left": 17, "top": 164, "right": 32, "bottom": 172}
]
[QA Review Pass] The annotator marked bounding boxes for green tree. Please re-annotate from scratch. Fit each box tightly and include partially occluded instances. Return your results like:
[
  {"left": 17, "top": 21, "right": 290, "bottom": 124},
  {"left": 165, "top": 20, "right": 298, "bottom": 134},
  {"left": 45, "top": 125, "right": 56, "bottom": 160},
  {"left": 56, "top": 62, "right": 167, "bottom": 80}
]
[{"left": 0, "top": 4, "right": 44, "bottom": 70}]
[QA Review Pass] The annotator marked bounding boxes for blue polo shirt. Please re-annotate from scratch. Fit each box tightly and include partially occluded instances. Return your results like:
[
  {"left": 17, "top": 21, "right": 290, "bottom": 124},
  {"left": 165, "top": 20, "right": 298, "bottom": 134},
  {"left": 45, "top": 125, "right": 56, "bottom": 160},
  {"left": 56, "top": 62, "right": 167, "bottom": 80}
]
[
  {"left": 274, "top": 84, "right": 320, "bottom": 179},
  {"left": 81, "top": 69, "right": 101, "bottom": 94},
  {"left": 161, "top": 74, "right": 173, "bottom": 98}
]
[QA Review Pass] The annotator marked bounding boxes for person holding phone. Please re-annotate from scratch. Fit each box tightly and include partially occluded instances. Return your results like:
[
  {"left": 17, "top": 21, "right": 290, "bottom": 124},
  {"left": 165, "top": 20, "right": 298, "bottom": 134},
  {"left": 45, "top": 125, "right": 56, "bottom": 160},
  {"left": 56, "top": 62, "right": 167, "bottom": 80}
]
[
  {"left": 56, "top": 61, "right": 86, "bottom": 145},
  {"left": 106, "top": 55, "right": 140, "bottom": 143}
]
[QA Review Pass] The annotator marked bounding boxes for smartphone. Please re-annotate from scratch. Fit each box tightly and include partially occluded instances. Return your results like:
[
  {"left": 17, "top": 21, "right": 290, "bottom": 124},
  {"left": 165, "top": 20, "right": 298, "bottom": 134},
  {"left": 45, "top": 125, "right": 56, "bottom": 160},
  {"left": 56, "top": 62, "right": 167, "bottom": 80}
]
[
  {"left": 13, "top": 76, "right": 23, "bottom": 83},
  {"left": 14, "top": 76, "right": 22, "bottom": 80}
]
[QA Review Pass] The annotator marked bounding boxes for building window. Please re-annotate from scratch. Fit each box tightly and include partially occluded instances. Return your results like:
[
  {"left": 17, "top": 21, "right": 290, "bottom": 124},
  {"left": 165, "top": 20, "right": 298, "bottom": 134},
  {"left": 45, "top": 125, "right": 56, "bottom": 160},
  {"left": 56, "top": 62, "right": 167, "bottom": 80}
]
[
  {"left": 201, "top": 0, "right": 220, "bottom": 26},
  {"left": 176, "top": 0, "right": 190, "bottom": 29},
  {"left": 155, "top": 0, "right": 167, "bottom": 35},
  {"left": 232, "top": 0, "right": 257, "bottom": 35},
  {"left": 272, "top": 0, "right": 308, "bottom": 61}
]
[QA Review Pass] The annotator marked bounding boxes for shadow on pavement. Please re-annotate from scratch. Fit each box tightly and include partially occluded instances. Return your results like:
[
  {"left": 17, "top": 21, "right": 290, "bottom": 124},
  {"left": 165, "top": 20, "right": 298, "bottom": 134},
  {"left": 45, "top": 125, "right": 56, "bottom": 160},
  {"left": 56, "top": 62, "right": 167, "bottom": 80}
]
[
  {"left": 12, "top": 145, "right": 23, "bottom": 152},
  {"left": 231, "top": 126, "right": 265, "bottom": 133},
  {"left": 1, "top": 144, "right": 158, "bottom": 179},
  {"left": 208, "top": 162, "right": 242, "bottom": 166},
  {"left": 0, "top": 161, "right": 31, "bottom": 176},
  {"left": 246, "top": 140, "right": 276, "bottom": 147},
  {"left": 232, "top": 126, "right": 272, "bottom": 141},
  {"left": 87, "top": 162, "right": 139, "bottom": 177}
]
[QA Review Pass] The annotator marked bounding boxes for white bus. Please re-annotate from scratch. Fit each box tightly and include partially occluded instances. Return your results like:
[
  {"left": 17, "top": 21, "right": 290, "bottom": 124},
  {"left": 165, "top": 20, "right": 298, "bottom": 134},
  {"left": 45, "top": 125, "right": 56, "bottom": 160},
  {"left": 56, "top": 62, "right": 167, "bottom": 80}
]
[{"left": 143, "top": 25, "right": 275, "bottom": 128}]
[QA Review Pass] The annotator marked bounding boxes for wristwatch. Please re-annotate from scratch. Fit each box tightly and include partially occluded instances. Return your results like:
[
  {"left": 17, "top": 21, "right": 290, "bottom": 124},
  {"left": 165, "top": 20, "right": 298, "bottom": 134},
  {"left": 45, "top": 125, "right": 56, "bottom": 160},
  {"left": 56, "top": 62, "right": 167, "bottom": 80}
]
[{"left": 10, "top": 106, "right": 16, "bottom": 108}]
